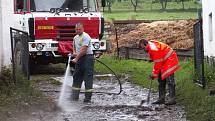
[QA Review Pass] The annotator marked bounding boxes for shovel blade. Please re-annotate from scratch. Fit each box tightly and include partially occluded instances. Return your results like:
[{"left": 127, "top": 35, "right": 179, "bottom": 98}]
[
  {"left": 146, "top": 94, "right": 150, "bottom": 104},
  {"left": 139, "top": 100, "right": 145, "bottom": 106}
]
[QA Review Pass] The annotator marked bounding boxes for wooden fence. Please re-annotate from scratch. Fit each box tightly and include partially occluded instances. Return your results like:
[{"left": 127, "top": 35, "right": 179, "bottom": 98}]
[{"left": 117, "top": 47, "right": 193, "bottom": 61}]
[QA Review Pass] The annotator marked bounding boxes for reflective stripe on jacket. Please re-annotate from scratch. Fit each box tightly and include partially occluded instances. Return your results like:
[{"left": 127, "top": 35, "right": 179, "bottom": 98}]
[{"left": 146, "top": 40, "right": 179, "bottom": 80}]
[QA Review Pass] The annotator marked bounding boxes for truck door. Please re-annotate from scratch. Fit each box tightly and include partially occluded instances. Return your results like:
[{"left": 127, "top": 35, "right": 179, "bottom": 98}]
[
  {"left": 14, "top": 0, "right": 30, "bottom": 31},
  {"left": 14, "top": 0, "right": 30, "bottom": 13}
]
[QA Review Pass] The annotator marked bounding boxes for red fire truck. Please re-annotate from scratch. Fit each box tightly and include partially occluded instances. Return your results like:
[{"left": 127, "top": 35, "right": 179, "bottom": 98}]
[{"left": 14, "top": 0, "right": 106, "bottom": 66}]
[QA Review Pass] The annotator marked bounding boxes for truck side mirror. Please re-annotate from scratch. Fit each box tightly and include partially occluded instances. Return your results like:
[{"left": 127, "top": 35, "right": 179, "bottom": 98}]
[{"left": 102, "top": 0, "right": 106, "bottom": 7}]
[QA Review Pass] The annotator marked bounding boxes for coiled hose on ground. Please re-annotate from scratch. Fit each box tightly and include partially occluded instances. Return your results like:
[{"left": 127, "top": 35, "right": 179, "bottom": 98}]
[{"left": 91, "top": 58, "right": 123, "bottom": 95}]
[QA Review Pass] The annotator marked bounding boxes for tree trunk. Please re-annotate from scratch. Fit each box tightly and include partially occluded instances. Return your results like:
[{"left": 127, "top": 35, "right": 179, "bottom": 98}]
[
  {"left": 181, "top": 0, "right": 184, "bottom": 10},
  {"left": 176, "top": 0, "right": 179, "bottom": 4},
  {"left": 107, "top": 1, "right": 112, "bottom": 13},
  {"left": 106, "top": 0, "right": 113, "bottom": 13},
  {"left": 164, "top": 0, "right": 167, "bottom": 9},
  {"left": 131, "top": 0, "right": 138, "bottom": 12},
  {"left": 160, "top": 0, "right": 167, "bottom": 11}
]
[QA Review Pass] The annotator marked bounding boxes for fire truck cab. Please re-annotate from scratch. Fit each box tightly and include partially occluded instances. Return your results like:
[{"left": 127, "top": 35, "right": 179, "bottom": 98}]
[{"left": 13, "top": 0, "right": 106, "bottom": 65}]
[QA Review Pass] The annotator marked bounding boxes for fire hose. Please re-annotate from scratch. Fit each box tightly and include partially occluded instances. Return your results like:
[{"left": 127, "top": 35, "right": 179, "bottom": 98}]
[
  {"left": 68, "top": 54, "right": 123, "bottom": 95},
  {"left": 91, "top": 58, "right": 123, "bottom": 95}
]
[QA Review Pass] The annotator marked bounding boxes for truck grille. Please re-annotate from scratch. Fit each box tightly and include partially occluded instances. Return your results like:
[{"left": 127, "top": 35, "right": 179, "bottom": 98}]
[{"left": 56, "top": 26, "right": 76, "bottom": 41}]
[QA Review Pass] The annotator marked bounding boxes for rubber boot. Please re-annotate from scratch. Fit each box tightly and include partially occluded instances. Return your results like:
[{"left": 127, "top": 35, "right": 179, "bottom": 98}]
[
  {"left": 152, "top": 88, "right": 165, "bottom": 104},
  {"left": 165, "top": 89, "right": 176, "bottom": 105},
  {"left": 152, "top": 78, "right": 166, "bottom": 104},
  {"left": 84, "top": 92, "right": 92, "bottom": 103},
  {"left": 71, "top": 89, "right": 80, "bottom": 101},
  {"left": 165, "top": 74, "right": 176, "bottom": 105},
  {"left": 83, "top": 82, "right": 93, "bottom": 103},
  {"left": 152, "top": 98, "right": 165, "bottom": 104}
]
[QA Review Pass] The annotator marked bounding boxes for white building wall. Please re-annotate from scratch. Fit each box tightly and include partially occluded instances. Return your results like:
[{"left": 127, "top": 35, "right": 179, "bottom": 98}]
[
  {"left": 0, "top": 0, "right": 2, "bottom": 72},
  {"left": 202, "top": 0, "right": 215, "bottom": 57},
  {"left": 0, "top": 0, "right": 14, "bottom": 71}
]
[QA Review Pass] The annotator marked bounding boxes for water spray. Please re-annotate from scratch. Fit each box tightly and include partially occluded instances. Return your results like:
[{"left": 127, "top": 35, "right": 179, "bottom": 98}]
[
  {"left": 58, "top": 54, "right": 123, "bottom": 104},
  {"left": 58, "top": 53, "right": 72, "bottom": 106}
]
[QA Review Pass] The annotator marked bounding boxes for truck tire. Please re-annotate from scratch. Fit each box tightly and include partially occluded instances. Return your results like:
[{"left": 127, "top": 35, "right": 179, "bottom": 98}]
[{"left": 29, "top": 59, "right": 35, "bottom": 74}]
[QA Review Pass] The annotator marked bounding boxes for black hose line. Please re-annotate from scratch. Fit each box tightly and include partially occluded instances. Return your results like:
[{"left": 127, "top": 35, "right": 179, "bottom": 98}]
[{"left": 80, "top": 58, "right": 123, "bottom": 95}]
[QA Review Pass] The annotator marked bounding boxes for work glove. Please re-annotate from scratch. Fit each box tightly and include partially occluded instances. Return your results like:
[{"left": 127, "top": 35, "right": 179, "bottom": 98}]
[{"left": 149, "top": 75, "right": 154, "bottom": 80}]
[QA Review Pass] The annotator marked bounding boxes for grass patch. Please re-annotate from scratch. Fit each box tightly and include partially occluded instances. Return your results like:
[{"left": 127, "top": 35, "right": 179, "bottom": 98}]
[
  {"left": 0, "top": 67, "right": 43, "bottom": 120},
  {"left": 95, "top": 55, "right": 215, "bottom": 121},
  {"left": 104, "top": 11, "right": 198, "bottom": 20},
  {"left": 102, "top": 0, "right": 201, "bottom": 20},
  {"left": 95, "top": 55, "right": 154, "bottom": 88}
]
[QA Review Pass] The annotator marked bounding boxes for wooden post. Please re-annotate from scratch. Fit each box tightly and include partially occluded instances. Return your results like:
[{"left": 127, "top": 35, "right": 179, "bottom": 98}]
[
  {"left": 125, "top": 47, "right": 129, "bottom": 59},
  {"left": 115, "top": 28, "right": 119, "bottom": 58}
]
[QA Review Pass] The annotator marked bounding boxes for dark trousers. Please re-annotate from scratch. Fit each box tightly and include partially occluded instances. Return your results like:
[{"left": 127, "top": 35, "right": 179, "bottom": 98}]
[
  {"left": 158, "top": 73, "right": 175, "bottom": 100},
  {"left": 72, "top": 54, "right": 94, "bottom": 100}
]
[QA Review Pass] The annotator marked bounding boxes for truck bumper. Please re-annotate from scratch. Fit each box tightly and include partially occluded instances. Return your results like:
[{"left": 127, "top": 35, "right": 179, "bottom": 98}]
[{"left": 29, "top": 51, "right": 67, "bottom": 64}]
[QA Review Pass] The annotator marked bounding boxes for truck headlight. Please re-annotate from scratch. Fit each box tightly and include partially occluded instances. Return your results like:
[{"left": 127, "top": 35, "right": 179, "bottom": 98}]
[
  {"left": 93, "top": 42, "right": 100, "bottom": 50},
  {"left": 36, "top": 43, "right": 44, "bottom": 51}
]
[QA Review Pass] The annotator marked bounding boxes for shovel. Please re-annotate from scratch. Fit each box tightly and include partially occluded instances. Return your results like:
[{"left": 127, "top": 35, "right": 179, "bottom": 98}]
[{"left": 139, "top": 79, "right": 152, "bottom": 106}]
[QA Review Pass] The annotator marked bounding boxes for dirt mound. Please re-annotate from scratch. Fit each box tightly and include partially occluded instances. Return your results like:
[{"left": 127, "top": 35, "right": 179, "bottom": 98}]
[{"left": 108, "top": 20, "right": 196, "bottom": 51}]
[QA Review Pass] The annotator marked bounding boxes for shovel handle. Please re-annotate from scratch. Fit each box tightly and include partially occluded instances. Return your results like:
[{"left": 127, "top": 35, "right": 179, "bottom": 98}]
[{"left": 146, "top": 79, "right": 153, "bottom": 104}]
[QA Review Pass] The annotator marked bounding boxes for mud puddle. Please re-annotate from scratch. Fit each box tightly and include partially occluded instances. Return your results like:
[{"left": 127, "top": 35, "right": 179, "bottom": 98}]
[{"left": 35, "top": 74, "right": 187, "bottom": 121}]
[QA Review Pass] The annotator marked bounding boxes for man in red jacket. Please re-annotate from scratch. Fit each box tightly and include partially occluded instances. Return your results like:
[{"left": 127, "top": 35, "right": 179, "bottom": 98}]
[{"left": 139, "top": 39, "right": 180, "bottom": 105}]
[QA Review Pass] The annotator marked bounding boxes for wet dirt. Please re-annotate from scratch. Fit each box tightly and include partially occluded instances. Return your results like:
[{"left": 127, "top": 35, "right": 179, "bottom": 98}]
[{"left": 18, "top": 75, "right": 187, "bottom": 121}]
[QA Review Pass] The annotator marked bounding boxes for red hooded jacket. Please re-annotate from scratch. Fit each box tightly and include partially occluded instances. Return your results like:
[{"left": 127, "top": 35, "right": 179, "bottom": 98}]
[{"left": 146, "top": 40, "right": 179, "bottom": 80}]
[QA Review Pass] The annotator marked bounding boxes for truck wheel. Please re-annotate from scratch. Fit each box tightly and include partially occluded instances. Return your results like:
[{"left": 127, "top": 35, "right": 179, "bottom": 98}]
[{"left": 29, "top": 60, "right": 35, "bottom": 74}]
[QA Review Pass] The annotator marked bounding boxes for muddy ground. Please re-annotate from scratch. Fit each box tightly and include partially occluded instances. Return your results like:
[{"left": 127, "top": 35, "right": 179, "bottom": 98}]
[{"left": 6, "top": 74, "right": 186, "bottom": 121}]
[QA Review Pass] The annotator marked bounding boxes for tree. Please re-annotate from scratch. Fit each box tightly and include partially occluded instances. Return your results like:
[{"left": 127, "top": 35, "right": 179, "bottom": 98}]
[
  {"left": 107, "top": 0, "right": 113, "bottom": 13},
  {"left": 181, "top": 0, "right": 185, "bottom": 10},
  {"left": 175, "top": 0, "right": 185, "bottom": 9},
  {"left": 160, "top": 0, "right": 168, "bottom": 10},
  {"left": 131, "top": 0, "right": 139, "bottom": 12}
]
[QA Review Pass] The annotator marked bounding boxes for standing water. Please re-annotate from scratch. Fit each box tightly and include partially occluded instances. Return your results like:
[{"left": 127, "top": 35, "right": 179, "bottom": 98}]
[{"left": 58, "top": 55, "right": 72, "bottom": 106}]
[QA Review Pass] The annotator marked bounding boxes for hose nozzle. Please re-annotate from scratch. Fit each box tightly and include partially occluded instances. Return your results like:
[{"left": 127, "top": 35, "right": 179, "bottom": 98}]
[
  {"left": 67, "top": 53, "right": 72, "bottom": 65},
  {"left": 68, "top": 53, "right": 72, "bottom": 57}
]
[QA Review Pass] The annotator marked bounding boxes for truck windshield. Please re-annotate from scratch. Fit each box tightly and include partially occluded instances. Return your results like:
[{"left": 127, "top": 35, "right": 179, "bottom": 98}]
[{"left": 31, "top": 0, "right": 96, "bottom": 12}]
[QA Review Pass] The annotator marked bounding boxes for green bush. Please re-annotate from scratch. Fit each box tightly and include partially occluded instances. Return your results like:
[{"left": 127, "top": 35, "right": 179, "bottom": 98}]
[
  {"left": 0, "top": 67, "right": 42, "bottom": 106},
  {"left": 0, "top": 67, "right": 15, "bottom": 95}
]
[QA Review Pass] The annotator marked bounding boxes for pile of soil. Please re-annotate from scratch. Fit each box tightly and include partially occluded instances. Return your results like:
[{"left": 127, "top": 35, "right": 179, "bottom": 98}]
[{"left": 108, "top": 20, "right": 197, "bottom": 52}]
